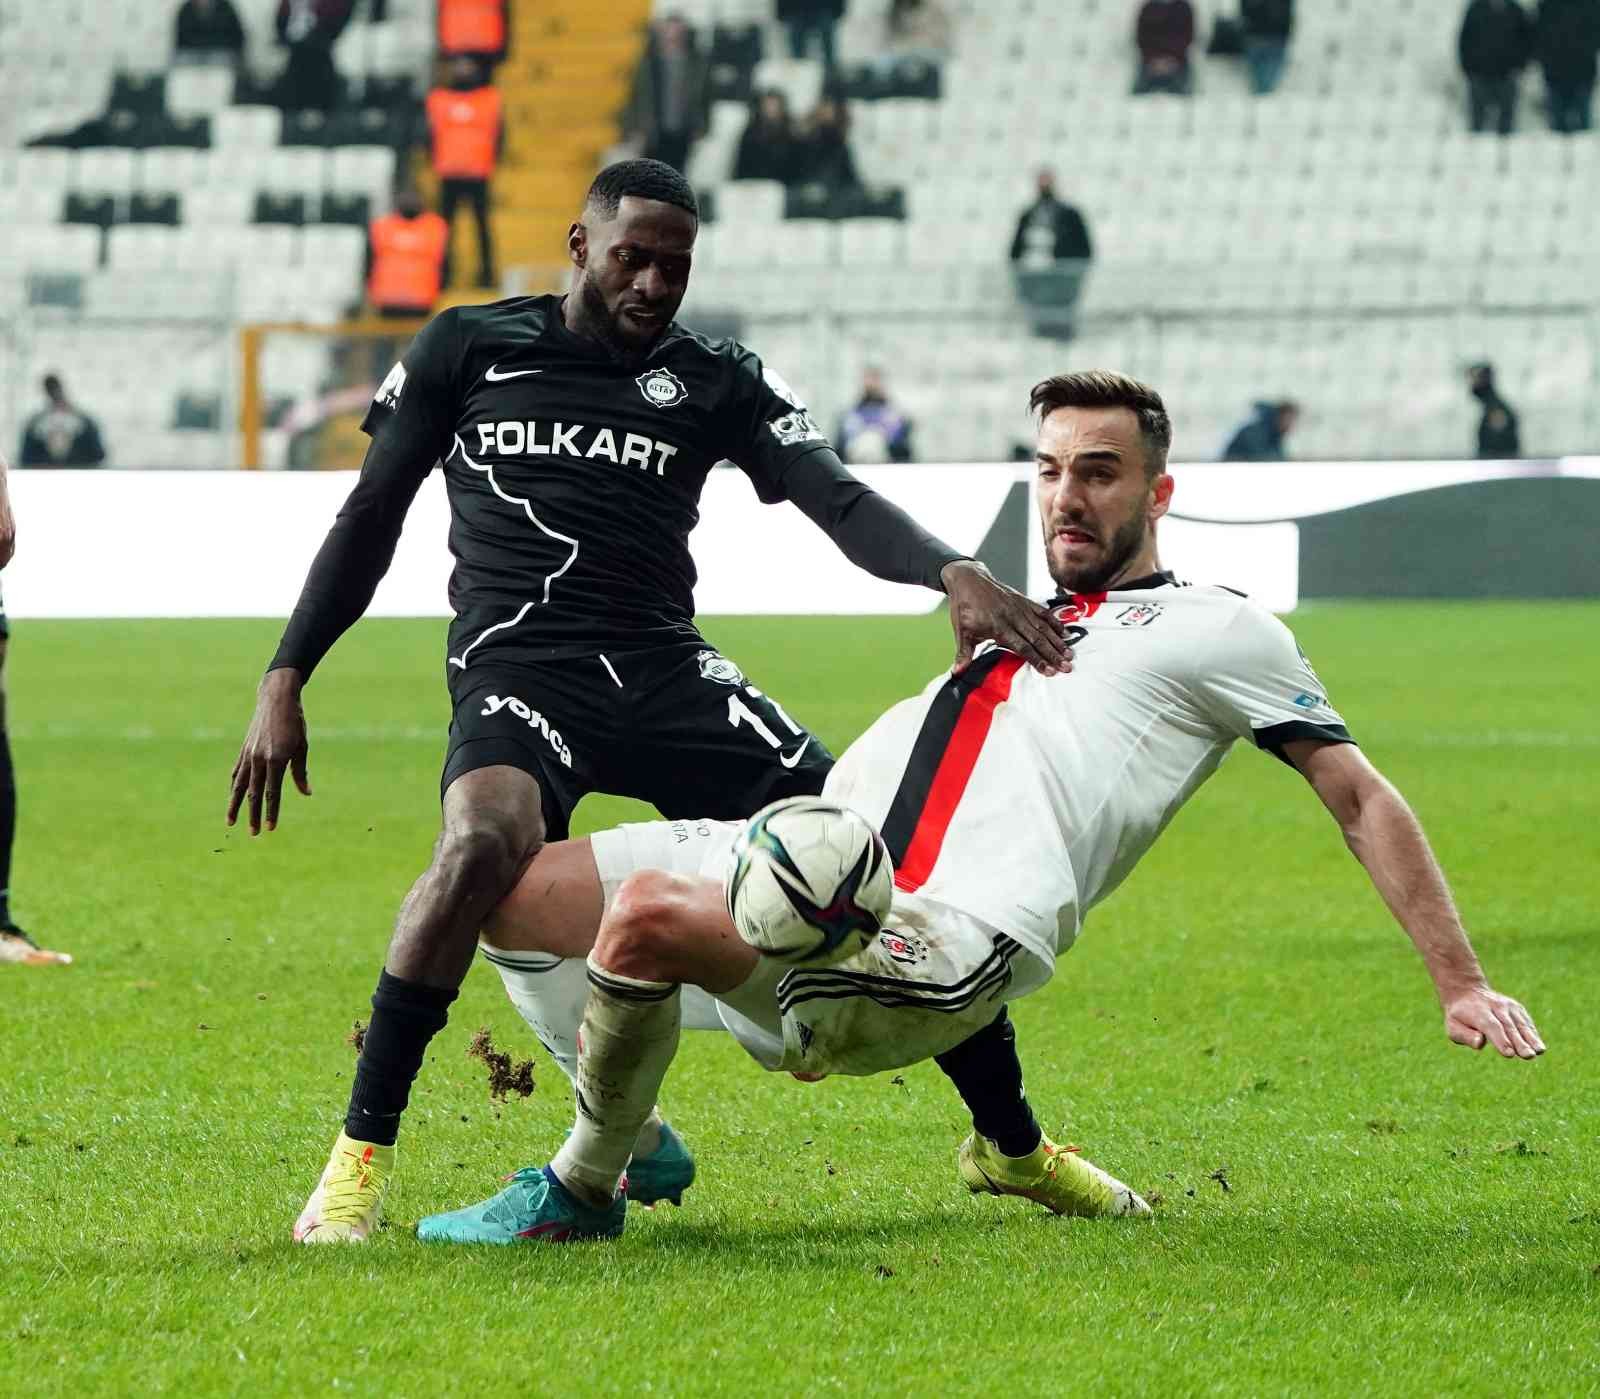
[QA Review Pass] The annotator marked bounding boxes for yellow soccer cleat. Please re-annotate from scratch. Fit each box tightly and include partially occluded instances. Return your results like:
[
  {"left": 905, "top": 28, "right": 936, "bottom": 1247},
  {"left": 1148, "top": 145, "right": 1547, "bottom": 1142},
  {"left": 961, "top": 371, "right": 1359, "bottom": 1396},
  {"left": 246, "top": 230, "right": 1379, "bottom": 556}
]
[
  {"left": 293, "top": 1131, "right": 395, "bottom": 1243},
  {"left": 958, "top": 1132, "right": 1152, "bottom": 1218}
]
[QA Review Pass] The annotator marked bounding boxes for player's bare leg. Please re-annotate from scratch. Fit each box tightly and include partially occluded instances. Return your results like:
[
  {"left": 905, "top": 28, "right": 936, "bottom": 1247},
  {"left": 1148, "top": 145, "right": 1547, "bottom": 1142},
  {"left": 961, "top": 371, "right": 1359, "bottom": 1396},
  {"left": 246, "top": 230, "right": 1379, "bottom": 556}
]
[
  {"left": 295, "top": 764, "right": 544, "bottom": 1243},
  {"left": 419, "top": 867, "right": 742, "bottom": 1242}
]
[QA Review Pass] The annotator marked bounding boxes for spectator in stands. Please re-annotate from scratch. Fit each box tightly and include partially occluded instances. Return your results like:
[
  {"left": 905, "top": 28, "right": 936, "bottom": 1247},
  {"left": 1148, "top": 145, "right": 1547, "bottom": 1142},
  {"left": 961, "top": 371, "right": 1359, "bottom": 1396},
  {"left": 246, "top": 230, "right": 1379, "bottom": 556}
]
[
  {"left": 366, "top": 189, "right": 450, "bottom": 319},
  {"left": 276, "top": 0, "right": 354, "bottom": 112},
  {"left": 795, "top": 97, "right": 862, "bottom": 191},
  {"left": 838, "top": 368, "right": 914, "bottom": 464},
  {"left": 623, "top": 14, "right": 710, "bottom": 174},
  {"left": 1240, "top": 0, "right": 1293, "bottom": 95},
  {"left": 1008, "top": 169, "right": 1093, "bottom": 339},
  {"left": 18, "top": 376, "right": 107, "bottom": 469},
  {"left": 1458, "top": 0, "right": 1533, "bottom": 134},
  {"left": 428, "top": 57, "right": 502, "bottom": 289},
  {"left": 780, "top": 0, "right": 846, "bottom": 69},
  {"left": 884, "top": 0, "right": 953, "bottom": 67},
  {"left": 437, "top": 0, "right": 507, "bottom": 65},
  {"left": 1468, "top": 363, "right": 1522, "bottom": 457},
  {"left": 733, "top": 91, "right": 799, "bottom": 182},
  {"left": 174, "top": 0, "right": 246, "bottom": 59},
  {"left": 1535, "top": 0, "right": 1600, "bottom": 133},
  {"left": 1134, "top": 0, "right": 1196, "bottom": 95},
  {"left": 1222, "top": 400, "right": 1299, "bottom": 461}
]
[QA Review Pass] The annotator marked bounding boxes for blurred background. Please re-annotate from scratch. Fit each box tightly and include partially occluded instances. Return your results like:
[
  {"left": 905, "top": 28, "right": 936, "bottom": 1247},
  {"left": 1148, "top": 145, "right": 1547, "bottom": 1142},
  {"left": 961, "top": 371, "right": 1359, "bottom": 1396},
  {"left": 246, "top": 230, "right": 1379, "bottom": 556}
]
[{"left": 0, "top": 0, "right": 1596, "bottom": 473}]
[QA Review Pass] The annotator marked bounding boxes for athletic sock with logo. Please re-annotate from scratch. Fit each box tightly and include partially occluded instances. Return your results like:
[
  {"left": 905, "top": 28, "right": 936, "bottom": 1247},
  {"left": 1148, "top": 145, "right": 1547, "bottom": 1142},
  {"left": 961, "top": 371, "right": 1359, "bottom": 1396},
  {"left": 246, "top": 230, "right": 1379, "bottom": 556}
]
[
  {"left": 488, "top": 949, "right": 673, "bottom": 1161},
  {"left": 934, "top": 1007, "right": 1043, "bottom": 1158},
  {"left": 343, "top": 970, "right": 458, "bottom": 1147},
  {"left": 550, "top": 954, "right": 681, "bottom": 1207}
]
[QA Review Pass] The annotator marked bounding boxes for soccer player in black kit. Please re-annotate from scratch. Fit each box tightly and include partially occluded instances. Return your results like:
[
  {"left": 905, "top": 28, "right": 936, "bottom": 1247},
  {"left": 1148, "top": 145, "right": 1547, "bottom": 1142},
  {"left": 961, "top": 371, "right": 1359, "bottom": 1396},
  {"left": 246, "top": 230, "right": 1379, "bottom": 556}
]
[{"left": 228, "top": 161, "right": 1069, "bottom": 1242}]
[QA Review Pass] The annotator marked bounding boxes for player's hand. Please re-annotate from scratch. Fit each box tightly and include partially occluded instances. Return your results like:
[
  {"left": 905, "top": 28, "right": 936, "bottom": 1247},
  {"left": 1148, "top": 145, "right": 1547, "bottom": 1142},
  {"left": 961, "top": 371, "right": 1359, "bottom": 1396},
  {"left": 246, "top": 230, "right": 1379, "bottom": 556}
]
[
  {"left": 941, "top": 559, "right": 1071, "bottom": 677},
  {"left": 1442, "top": 984, "right": 1545, "bottom": 1059},
  {"left": 227, "top": 668, "right": 312, "bottom": 836}
]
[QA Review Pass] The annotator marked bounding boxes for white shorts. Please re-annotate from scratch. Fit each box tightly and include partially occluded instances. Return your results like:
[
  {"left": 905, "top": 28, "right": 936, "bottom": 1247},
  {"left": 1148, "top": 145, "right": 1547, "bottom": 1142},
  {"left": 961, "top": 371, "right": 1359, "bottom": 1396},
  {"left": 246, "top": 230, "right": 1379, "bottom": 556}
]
[{"left": 590, "top": 818, "right": 1053, "bottom": 1078}]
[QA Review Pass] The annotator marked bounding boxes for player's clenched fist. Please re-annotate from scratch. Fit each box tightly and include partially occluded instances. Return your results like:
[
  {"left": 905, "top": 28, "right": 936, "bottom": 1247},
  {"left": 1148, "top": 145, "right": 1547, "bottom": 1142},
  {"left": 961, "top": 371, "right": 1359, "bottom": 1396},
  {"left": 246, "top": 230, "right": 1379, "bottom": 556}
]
[
  {"left": 227, "top": 667, "right": 312, "bottom": 836},
  {"left": 941, "top": 559, "right": 1072, "bottom": 678}
]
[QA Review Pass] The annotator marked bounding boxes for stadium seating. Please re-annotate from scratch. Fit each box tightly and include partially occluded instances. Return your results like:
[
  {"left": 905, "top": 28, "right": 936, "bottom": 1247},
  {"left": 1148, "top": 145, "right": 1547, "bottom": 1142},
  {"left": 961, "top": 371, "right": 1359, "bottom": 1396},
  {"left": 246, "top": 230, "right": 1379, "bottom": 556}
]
[
  {"left": 677, "top": 0, "right": 1600, "bottom": 461},
  {"left": 1, "top": 0, "right": 1596, "bottom": 465}
]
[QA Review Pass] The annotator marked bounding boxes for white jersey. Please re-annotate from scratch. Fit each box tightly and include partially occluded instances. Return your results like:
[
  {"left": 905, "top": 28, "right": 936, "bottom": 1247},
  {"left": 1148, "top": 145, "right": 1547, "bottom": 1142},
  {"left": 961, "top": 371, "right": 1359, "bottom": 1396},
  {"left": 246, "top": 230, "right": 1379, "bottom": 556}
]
[{"left": 823, "top": 573, "right": 1352, "bottom": 967}]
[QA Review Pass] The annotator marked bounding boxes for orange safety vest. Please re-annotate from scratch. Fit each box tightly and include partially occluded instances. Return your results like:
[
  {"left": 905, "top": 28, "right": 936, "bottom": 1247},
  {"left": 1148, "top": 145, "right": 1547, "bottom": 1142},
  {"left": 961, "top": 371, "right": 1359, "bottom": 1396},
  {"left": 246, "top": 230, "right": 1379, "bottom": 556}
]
[
  {"left": 366, "top": 211, "right": 449, "bottom": 310},
  {"left": 427, "top": 86, "right": 502, "bottom": 180},
  {"left": 437, "top": 0, "right": 505, "bottom": 55}
]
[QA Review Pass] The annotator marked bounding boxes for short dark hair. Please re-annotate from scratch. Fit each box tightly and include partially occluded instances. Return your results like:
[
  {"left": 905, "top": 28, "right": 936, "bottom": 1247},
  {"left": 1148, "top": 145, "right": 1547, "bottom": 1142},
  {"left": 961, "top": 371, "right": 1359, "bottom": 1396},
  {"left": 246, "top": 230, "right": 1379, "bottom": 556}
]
[
  {"left": 42, "top": 373, "right": 64, "bottom": 399},
  {"left": 1030, "top": 370, "right": 1173, "bottom": 477},
  {"left": 583, "top": 159, "right": 699, "bottom": 222}
]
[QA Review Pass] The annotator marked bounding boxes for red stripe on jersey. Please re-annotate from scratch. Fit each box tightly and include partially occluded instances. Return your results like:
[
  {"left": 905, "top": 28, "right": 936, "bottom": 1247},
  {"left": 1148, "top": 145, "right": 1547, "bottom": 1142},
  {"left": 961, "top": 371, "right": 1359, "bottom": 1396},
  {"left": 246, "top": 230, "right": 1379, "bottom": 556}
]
[{"left": 893, "top": 653, "right": 1024, "bottom": 892}]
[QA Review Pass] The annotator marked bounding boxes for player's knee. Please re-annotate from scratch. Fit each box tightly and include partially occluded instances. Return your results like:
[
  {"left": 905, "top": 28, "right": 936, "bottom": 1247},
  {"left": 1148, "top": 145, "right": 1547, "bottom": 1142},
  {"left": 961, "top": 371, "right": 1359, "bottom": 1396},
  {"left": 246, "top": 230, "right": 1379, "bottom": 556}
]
[
  {"left": 436, "top": 817, "right": 535, "bottom": 896},
  {"left": 595, "top": 870, "right": 695, "bottom": 977}
]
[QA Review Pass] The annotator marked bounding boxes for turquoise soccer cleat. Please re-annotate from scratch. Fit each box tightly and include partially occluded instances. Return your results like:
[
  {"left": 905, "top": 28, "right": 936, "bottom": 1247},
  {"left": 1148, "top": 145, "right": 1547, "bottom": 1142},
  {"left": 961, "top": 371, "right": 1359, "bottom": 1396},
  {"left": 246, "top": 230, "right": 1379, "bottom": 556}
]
[
  {"left": 416, "top": 1165, "right": 625, "bottom": 1244},
  {"left": 625, "top": 1123, "right": 696, "bottom": 1208}
]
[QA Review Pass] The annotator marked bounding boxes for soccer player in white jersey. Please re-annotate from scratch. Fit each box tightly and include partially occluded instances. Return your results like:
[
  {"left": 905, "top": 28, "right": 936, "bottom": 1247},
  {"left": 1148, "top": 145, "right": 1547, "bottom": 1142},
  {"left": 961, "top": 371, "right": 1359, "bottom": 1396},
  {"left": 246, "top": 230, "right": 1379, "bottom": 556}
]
[{"left": 416, "top": 370, "right": 1544, "bottom": 1243}]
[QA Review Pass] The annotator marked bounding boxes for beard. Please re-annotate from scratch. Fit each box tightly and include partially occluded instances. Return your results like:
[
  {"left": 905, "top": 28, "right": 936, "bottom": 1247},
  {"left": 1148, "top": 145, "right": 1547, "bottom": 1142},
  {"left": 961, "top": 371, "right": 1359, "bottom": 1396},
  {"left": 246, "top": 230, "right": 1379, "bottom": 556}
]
[
  {"left": 1046, "top": 505, "right": 1148, "bottom": 594},
  {"left": 578, "top": 271, "right": 665, "bottom": 366}
]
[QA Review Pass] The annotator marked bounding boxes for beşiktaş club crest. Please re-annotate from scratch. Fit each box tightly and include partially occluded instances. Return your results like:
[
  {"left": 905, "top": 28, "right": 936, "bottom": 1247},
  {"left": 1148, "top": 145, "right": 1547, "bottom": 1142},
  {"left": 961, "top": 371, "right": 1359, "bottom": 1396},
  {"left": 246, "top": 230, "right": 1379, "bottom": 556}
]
[
  {"left": 878, "top": 929, "right": 928, "bottom": 966},
  {"left": 636, "top": 367, "right": 687, "bottom": 408},
  {"left": 696, "top": 649, "right": 745, "bottom": 685},
  {"left": 1116, "top": 602, "right": 1164, "bottom": 627}
]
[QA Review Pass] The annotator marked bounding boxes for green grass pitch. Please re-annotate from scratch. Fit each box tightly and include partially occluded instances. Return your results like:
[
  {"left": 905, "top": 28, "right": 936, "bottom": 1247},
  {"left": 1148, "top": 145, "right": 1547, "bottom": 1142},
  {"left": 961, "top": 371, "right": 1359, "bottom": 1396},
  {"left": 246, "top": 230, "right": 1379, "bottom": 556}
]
[{"left": 2, "top": 604, "right": 1597, "bottom": 1396}]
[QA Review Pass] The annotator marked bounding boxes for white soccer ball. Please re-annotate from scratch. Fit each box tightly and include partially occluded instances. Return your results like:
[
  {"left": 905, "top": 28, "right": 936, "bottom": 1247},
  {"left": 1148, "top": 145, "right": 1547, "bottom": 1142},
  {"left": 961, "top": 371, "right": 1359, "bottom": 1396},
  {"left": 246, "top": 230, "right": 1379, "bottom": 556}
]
[{"left": 724, "top": 797, "right": 895, "bottom": 966}]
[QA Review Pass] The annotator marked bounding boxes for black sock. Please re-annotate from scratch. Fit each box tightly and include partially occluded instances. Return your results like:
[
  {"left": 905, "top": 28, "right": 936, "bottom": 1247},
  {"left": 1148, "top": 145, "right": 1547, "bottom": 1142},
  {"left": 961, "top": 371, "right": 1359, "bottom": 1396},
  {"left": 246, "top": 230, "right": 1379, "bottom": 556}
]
[
  {"left": 343, "top": 970, "right": 458, "bottom": 1146},
  {"left": 934, "top": 1007, "right": 1042, "bottom": 1157},
  {"left": 0, "top": 717, "right": 15, "bottom": 928}
]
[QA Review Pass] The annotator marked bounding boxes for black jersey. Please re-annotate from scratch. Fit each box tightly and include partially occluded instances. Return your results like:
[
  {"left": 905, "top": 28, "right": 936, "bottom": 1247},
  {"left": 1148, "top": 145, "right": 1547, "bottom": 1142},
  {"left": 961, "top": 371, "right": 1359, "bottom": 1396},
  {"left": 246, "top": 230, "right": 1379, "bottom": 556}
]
[
  {"left": 360, "top": 294, "right": 832, "bottom": 665},
  {"left": 270, "top": 295, "right": 964, "bottom": 683}
]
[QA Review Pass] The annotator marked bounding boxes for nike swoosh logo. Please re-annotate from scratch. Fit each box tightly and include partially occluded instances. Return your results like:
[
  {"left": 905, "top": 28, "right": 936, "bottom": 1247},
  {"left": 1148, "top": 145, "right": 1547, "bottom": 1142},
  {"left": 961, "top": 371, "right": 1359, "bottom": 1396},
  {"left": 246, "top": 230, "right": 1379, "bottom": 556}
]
[
  {"left": 779, "top": 739, "right": 812, "bottom": 769},
  {"left": 485, "top": 365, "right": 543, "bottom": 382}
]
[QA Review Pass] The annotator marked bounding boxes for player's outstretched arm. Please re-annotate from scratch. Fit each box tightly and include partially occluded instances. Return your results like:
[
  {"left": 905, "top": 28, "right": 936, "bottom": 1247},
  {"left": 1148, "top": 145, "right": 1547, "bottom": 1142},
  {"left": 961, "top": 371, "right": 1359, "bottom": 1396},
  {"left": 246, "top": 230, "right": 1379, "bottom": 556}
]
[
  {"left": 226, "top": 436, "right": 431, "bottom": 835},
  {"left": 780, "top": 449, "right": 1070, "bottom": 676},
  {"left": 1285, "top": 738, "right": 1545, "bottom": 1060}
]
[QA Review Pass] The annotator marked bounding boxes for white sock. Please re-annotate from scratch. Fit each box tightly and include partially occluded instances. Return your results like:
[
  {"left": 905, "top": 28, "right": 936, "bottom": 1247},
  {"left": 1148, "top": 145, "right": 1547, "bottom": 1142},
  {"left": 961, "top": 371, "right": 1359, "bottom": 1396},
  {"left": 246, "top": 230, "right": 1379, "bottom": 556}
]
[
  {"left": 550, "top": 954, "right": 681, "bottom": 1206},
  {"left": 484, "top": 948, "right": 589, "bottom": 1084},
  {"left": 487, "top": 948, "right": 670, "bottom": 1161}
]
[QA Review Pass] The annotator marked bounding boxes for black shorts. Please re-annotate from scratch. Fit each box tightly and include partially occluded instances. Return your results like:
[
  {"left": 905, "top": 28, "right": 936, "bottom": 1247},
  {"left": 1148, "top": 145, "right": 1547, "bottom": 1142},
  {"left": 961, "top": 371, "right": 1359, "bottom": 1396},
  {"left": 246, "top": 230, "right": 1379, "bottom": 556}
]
[
  {"left": 441, "top": 641, "right": 836, "bottom": 840},
  {"left": 0, "top": 581, "right": 8, "bottom": 640}
]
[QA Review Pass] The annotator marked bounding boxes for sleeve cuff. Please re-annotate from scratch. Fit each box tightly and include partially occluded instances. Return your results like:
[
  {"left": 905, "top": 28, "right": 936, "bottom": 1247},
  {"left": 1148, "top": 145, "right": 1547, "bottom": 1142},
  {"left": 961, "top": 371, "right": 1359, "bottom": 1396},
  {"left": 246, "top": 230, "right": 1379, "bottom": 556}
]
[{"left": 1252, "top": 719, "right": 1356, "bottom": 767}]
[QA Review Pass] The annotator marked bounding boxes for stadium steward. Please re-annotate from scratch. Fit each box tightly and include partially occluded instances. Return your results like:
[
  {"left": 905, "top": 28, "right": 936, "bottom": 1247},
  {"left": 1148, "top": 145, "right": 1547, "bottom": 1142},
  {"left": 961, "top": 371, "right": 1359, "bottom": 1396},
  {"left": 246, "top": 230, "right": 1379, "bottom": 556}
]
[
  {"left": 366, "top": 189, "right": 449, "bottom": 318},
  {"left": 437, "top": 0, "right": 506, "bottom": 64},
  {"left": 427, "top": 57, "right": 503, "bottom": 290}
]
